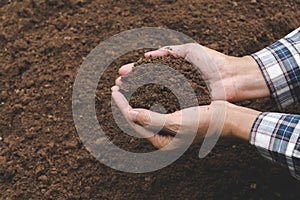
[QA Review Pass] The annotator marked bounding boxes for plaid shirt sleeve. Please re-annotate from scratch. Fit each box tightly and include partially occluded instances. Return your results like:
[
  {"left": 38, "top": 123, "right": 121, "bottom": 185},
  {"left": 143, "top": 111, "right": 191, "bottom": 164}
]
[
  {"left": 250, "top": 112, "right": 300, "bottom": 180},
  {"left": 250, "top": 28, "right": 300, "bottom": 180},
  {"left": 251, "top": 27, "right": 300, "bottom": 110}
]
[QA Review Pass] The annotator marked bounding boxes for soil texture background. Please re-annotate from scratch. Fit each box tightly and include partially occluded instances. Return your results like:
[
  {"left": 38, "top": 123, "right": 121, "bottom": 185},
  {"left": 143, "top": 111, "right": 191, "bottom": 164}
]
[{"left": 0, "top": 0, "right": 300, "bottom": 199}]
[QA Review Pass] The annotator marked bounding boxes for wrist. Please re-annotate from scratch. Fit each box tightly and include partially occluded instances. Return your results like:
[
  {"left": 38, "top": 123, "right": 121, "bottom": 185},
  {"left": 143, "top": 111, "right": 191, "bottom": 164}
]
[
  {"left": 228, "top": 56, "right": 270, "bottom": 101},
  {"left": 226, "top": 103, "right": 261, "bottom": 141},
  {"left": 208, "top": 101, "right": 237, "bottom": 138}
]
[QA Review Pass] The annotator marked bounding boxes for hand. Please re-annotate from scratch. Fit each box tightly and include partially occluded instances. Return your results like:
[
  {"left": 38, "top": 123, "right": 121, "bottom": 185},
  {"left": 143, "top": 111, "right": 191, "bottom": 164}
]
[
  {"left": 112, "top": 85, "right": 261, "bottom": 149},
  {"left": 111, "top": 86, "right": 231, "bottom": 149},
  {"left": 116, "top": 43, "right": 269, "bottom": 101},
  {"left": 113, "top": 43, "right": 263, "bottom": 149}
]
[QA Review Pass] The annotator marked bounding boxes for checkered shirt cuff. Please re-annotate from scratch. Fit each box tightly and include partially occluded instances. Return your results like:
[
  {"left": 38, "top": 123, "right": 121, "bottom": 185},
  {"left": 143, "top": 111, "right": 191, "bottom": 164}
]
[
  {"left": 251, "top": 27, "right": 300, "bottom": 110},
  {"left": 250, "top": 112, "right": 300, "bottom": 180}
]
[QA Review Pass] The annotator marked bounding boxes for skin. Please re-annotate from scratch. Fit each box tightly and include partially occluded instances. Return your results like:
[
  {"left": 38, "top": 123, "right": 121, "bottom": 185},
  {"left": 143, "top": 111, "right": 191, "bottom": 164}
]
[{"left": 112, "top": 43, "right": 268, "bottom": 149}]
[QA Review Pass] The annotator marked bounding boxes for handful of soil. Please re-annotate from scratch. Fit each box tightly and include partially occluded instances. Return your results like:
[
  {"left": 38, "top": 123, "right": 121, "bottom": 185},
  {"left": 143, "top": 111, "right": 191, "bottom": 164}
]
[{"left": 120, "top": 56, "right": 211, "bottom": 113}]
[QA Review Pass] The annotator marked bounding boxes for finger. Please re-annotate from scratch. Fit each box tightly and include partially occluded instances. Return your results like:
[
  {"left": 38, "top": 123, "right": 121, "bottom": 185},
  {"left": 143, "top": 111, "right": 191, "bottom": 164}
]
[
  {"left": 129, "top": 109, "right": 180, "bottom": 135},
  {"left": 112, "top": 90, "right": 179, "bottom": 149},
  {"left": 115, "top": 77, "right": 122, "bottom": 86},
  {"left": 112, "top": 89, "right": 154, "bottom": 139},
  {"left": 151, "top": 134, "right": 174, "bottom": 149},
  {"left": 128, "top": 108, "right": 166, "bottom": 130},
  {"left": 145, "top": 45, "right": 189, "bottom": 59},
  {"left": 127, "top": 117, "right": 175, "bottom": 149},
  {"left": 111, "top": 85, "right": 120, "bottom": 92},
  {"left": 144, "top": 49, "right": 171, "bottom": 58},
  {"left": 111, "top": 90, "right": 178, "bottom": 149},
  {"left": 118, "top": 63, "right": 134, "bottom": 76},
  {"left": 112, "top": 89, "right": 132, "bottom": 116},
  {"left": 128, "top": 108, "right": 181, "bottom": 149},
  {"left": 152, "top": 134, "right": 189, "bottom": 151}
]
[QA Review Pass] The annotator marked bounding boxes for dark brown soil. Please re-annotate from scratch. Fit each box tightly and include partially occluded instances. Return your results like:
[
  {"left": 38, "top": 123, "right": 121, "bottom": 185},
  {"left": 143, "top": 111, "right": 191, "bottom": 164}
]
[
  {"left": 118, "top": 55, "right": 210, "bottom": 138},
  {"left": 1, "top": 0, "right": 300, "bottom": 199},
  {"left": 121, "top": 55, "right": 210, "bottom": 111}
]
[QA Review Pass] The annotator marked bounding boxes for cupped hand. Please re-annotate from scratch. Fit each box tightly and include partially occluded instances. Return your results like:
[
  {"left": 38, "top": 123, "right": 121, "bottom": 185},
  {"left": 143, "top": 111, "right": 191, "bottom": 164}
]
[
  {"left": 112, "top": 43, "right": 266, "bottom": 149},
  {"left": 116, "top": 43, "right": 269, "bottom": 101},
  {"left": 111, "top": 86, "right": 232, "bottom": 149}
]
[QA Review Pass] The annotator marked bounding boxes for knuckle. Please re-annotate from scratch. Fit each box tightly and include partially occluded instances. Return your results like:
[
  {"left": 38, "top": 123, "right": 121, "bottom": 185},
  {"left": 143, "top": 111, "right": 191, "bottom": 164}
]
[
  {"left": 168, "top": 122, "right": 181, "bottom": 133},
  {"left": 140, "top": 113, "right": 151, "bottom": 127},
  {"left": 169, "top": 111, "right": 181, "bottom": 118},
  {"left": 166, "top": 112, "right": 181, "bottom": 133},
  {"left": 162, "top": 45, "right": 172, "bottom": 50},
  {"left": 185, "top": 43, "right": 196, "bottom": 50}
]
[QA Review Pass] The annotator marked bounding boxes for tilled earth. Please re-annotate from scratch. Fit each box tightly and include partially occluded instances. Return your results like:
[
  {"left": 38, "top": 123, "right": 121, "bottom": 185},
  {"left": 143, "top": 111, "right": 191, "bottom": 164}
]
[{"left": 0, "top": 0, "right": 300, "bottom": 199}]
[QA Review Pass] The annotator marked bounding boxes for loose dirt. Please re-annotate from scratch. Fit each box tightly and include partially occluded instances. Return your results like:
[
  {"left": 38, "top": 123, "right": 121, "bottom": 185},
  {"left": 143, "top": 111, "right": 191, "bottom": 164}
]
[{"left": 1, "top": 0, "right": 300, "bottom": 199}]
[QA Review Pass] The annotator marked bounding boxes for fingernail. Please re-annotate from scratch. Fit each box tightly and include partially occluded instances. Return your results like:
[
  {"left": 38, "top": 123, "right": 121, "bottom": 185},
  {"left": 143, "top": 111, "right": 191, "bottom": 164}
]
[
  {"left": 129, "top": 110, "right": 139, "bottom": 121},
  {"left": 145, "top": 52, "right": 153, "bottom": 57},
  {"left": 111, "top": 86, "right": 119, "bottom": 92},
  {"left": 163, "top": 46, "right": 172, "bottom": 51},
  {"left": 115, "top": 77, "right": 122, "bottom": 85}
]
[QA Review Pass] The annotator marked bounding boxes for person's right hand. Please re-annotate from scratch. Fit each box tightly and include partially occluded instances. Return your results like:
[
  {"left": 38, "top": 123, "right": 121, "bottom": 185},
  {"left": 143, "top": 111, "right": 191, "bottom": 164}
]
[{"left": 116, "top": 43, "right": 270, "bottom": 101}]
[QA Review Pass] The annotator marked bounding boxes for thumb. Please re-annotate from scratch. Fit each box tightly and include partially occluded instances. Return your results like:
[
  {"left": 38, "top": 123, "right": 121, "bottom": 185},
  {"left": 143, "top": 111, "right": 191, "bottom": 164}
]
[{"left": 128, "top": 109, "right": 166, "bottom": 131}]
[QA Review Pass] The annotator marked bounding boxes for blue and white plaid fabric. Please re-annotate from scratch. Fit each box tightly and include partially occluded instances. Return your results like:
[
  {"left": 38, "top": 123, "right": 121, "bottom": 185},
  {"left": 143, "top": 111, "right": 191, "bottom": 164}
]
[
  {"left": 250, "top": 27, "right": 300, "bottom": 180},
  {"left": 252, "top": 27, "right": 300, "bottom": 110},
  {"left": 250, "top": 113, "right": 300, "bottom": 179}
]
